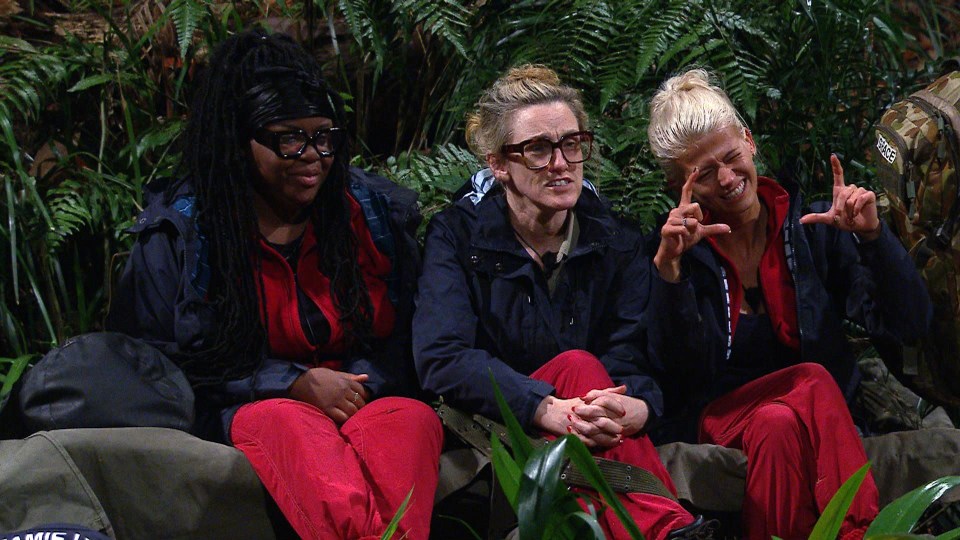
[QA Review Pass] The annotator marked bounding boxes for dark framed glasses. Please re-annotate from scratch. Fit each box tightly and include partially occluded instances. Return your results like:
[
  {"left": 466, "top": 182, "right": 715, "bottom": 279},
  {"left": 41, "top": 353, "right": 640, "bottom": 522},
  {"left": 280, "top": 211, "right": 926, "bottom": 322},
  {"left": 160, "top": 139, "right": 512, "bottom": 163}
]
[
  {"left": 253, "top": 127, "right": 346, "bottom": 159},
  {"left": 500, "top": 130, "right": 594, "bottom": 170}
]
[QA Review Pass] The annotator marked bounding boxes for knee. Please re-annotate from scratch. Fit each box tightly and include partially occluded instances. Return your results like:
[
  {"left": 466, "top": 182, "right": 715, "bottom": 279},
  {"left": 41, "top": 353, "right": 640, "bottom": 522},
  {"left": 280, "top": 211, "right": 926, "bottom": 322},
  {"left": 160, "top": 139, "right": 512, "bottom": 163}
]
[
  {"left": 231, "top": 398, "right": 324, "bottom": 444},
  {"left": 743, "top": 403, "right": 803, "bottom": 447},
  {"left": 788, "top": 362, "right": 834, "bottom": 385},
  {"left": 789, "top": 362, "right": 847, "bottom": 403},
  {"left": 546, "top": 349, "right": 605, "bottom": 376},
  {"left": 375, "top": 397, "right": 443, "bottom": 439}
]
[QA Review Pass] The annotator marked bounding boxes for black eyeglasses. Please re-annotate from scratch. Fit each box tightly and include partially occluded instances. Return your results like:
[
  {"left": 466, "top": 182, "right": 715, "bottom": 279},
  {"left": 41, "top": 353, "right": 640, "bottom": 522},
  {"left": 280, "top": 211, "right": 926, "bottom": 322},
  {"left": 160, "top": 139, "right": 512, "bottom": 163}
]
[
  {"left": 253, "top": 127, "right": 347, "bottom": 159},
  {"left": 500, "top": 130, "right": 594, "bottom": 170}
]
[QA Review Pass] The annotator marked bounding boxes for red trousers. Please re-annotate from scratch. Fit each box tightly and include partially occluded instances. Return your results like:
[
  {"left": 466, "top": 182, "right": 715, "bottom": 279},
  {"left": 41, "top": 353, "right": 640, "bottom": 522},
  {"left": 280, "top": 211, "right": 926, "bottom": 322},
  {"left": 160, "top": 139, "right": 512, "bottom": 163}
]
[
  {"left": 532, "top": 350, "right": 695, "bottom": 540},
  {"left": 699, "top": 363, "right": 879, "bottom": 540},
  {"left": 231, "top": 396, "right": 443, "bottom": 540}
]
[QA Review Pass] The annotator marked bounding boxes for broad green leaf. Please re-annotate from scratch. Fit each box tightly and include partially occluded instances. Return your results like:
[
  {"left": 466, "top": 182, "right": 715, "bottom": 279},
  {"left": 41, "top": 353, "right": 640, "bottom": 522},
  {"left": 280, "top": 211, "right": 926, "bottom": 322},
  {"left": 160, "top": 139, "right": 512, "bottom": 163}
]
[
  {"left": 68, "top": 73, "right": 115, "bottom": 93},
  {"left": 867, "top": 476, "right": 960, "bottom": 536},
  {"left": 136, "top": 120, "right": 186, "bottom": 157},
  {"left": 491, "top": 435, "right": 521, "bottom": 509},
  {"left": 809, "top": 462, "right": 871, "bottom": 540},
  {"left": 517, "top": 437, "right": 572, "bottom": 540},
  {"left": 564, "top": 437, "right": 644, "bottom": 539},
  {"left": 0, "top": 36, "right": 37, "bottom": 53},
  {"left": 0, "top": 354, "right": 32, "bottom": 398},
  {"left": 563, "top": 510, "right": 606, "bottom": 539},
  {"left": 489, "top": 371, "right": 534, "bottom": 463},
  {"left": 937, "top": 527, "right": 960, "bottom": 540}
]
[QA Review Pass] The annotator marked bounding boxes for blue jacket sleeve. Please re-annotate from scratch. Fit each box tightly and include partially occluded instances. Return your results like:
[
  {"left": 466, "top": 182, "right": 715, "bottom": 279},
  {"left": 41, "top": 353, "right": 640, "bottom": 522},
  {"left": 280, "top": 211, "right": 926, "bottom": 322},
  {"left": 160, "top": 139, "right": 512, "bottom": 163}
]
[
  {"left": 343, "top": 325, "right": 414, "bottom": 399},
  {"left": 108, "top": 223, "right": 307, "bottom": 403},
  {"left": 107, "top": 223, "right": 185, "bottom": 353},
  {"left": 643, "top": 234, "right": 710, "bottom": 378},
  {"left": 818, "top": 220, "right": 933, "bottom": 343},
  {"left": 413, "top": 216, "right": 553, "bottom": 429},
  {"left": 592, "top": 244, "right": 665, "bottom": 421}
]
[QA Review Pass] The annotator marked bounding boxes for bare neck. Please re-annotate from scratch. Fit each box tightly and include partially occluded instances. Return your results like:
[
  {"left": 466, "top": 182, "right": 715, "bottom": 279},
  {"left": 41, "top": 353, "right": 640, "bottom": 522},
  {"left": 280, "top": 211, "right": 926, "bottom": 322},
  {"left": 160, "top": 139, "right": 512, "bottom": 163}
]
[
  {"left": 712, "top": 202, "right": 767, "bottom": 268},
  {"left": 506, "top": 193, "right": 568, "bottom": 243},
  {"left": 253, "top": 194, "right": 310, "bottom": 244}
]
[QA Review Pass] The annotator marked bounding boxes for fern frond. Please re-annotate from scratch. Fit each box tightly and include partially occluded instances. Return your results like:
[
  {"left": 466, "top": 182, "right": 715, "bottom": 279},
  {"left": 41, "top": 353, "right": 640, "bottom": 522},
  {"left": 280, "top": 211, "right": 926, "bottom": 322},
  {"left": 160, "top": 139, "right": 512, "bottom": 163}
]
[
  {"left": 597, "top": 0, "right": 693, "bottom": 108},
  {"left": 391, "top": 0, "right": 473, "bottom": 58},
  {"left": 168, "top": 0, "right": 205, "bottom": 58},
  {"left": 337, "top": 0, "right": 389, "bottom": 74},
  {"left": 0, "top": 38, "right": 69, "bottom": 124},
  {"left": 378, "top": 143, "right": 481, "bottom": 227}
]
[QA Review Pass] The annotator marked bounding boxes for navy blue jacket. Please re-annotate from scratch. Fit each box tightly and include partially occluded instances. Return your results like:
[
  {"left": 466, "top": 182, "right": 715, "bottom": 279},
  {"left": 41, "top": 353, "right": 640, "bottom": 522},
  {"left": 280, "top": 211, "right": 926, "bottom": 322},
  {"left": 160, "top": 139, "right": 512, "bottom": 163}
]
[
  {"left": 108, "top": 167, "right": 422, "bottom": 442},
  {"left": 413, "top": 186, "right": 661, "bottom": 429},
  {"left": 644, "top": 179, "right": 933, "bottom": 444}
]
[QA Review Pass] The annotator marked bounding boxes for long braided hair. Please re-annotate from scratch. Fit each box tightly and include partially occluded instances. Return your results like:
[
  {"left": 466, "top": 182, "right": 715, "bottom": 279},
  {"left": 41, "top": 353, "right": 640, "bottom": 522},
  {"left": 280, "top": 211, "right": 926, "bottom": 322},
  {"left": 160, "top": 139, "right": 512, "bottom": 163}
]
[{"left": 170, "top": 28, "right": 374, "bottom": 386}]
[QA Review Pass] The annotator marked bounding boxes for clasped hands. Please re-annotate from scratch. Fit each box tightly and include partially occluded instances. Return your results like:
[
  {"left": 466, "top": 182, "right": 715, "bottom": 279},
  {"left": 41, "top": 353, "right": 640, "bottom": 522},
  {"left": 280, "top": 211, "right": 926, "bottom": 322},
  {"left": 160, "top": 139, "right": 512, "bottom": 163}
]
[{"left": 534, "top": 385, "right": 649, "bottom": 449}]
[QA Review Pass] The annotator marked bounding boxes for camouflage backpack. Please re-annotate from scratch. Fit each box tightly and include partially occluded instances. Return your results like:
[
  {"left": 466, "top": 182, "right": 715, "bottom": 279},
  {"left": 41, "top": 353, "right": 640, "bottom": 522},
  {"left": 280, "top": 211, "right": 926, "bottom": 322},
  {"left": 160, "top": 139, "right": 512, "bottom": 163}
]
[{"left": 871, "top": 68, "right": 960, "bottom": 408}]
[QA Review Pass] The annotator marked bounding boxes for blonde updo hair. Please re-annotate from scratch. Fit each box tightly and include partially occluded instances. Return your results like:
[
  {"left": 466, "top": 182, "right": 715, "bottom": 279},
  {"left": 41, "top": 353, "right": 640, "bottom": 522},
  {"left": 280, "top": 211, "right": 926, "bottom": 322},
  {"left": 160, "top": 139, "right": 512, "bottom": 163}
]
[
  {"left": 647, "top": 68, "right": 748, "bottom": 184},
  {"left": 465, "top": 64, "right": 588, "bottom": 158}
]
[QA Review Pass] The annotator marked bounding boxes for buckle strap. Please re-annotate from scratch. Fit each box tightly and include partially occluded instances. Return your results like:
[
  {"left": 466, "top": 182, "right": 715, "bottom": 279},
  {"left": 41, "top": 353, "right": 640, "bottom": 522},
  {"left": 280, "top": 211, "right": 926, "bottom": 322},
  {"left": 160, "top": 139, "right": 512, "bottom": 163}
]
[{"left": 436, "top": 404, "right": 676, "bottom": 500}]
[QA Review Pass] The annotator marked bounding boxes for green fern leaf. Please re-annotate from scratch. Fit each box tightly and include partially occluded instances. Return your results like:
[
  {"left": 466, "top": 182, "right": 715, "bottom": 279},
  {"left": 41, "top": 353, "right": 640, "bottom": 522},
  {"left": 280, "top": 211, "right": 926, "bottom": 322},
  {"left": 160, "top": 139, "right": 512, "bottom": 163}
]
[
  {"left": 169, "top": 0, "right": 205, "bottom": 59},
  {"left": 392, "top": 0, "right": 473, "bottom": 58}
]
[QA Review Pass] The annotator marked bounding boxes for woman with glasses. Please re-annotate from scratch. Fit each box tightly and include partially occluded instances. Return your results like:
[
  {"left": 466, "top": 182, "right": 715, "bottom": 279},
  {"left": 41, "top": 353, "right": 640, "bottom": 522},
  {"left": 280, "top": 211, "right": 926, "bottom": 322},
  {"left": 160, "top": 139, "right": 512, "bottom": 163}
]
[
  {"left": 414, "top": 65, "right": 712, "bottom": 540},
  {"left": 644, "top": 68, "right": 932, "bottom": 540},
  {"left": 109, "top": 28, "right": 442, "bottom": 540}
]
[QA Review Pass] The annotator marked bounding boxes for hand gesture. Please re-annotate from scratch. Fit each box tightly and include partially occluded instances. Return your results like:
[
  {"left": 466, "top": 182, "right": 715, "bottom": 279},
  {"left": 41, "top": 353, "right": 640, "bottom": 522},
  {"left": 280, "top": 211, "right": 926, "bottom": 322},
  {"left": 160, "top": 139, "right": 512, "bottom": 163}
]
[
  {"left": 289, "top": 367, "right": 370, "bottom": 424},
  {"left": 654, "top": 168, "right": 732, "bottom": 282},
  {"left": 799, "top": 154, "right": 881, "bottom": 240}
]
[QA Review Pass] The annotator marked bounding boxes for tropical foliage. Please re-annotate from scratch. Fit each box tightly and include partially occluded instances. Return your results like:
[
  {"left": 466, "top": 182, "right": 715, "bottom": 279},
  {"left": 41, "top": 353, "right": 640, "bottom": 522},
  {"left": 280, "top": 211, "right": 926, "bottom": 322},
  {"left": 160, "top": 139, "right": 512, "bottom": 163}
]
[{"left": 1, "top": 0, "right": 958, "bottom": 398}]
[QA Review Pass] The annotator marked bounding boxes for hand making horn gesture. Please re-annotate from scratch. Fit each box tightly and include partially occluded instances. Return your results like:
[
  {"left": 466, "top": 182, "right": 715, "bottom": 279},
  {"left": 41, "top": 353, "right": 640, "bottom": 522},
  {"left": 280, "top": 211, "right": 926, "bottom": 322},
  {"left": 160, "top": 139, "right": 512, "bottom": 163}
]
[
  {"left": 798, "top": 154, "right": 882, "bottom": 241},
  {"left": 653, "top": 168, "right": 732, "bottom": 282}
]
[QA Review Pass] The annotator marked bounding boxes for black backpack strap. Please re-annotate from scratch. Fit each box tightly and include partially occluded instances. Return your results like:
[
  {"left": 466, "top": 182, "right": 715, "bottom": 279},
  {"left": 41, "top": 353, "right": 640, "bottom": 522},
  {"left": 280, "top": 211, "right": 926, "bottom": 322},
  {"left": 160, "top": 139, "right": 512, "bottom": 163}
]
[{"left": 437, "top": 403, "right": 677, "bottom": 500}]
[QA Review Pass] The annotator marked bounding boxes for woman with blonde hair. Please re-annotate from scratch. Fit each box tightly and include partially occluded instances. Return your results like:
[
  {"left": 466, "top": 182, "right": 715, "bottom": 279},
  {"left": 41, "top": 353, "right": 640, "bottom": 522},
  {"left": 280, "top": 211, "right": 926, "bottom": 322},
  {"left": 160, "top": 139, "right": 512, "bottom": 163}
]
[
  {"left": 644, "top": 68, "right": 931, "bottom": 539},
  {"left": 414, "top": 64, "right": 713, "bottom": 539}
]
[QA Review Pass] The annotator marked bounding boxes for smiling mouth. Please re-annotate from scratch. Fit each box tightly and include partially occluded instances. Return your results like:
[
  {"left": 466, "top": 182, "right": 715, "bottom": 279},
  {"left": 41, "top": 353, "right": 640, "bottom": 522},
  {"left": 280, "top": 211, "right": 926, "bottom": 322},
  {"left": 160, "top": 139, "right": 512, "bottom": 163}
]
[
  {"left": 546, "top": 179, "right": 572, "bottom": 188},
  {"left": 722, "top": 180, "right": 745, "bottom": 200}
]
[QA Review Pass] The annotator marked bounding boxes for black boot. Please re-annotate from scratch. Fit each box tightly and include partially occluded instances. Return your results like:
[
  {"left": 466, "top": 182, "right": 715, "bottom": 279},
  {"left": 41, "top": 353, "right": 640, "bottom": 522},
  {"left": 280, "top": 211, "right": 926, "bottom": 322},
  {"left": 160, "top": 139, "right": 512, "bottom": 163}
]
[{"left": 666, "top": 515, "right": 719, "bottom": 539}]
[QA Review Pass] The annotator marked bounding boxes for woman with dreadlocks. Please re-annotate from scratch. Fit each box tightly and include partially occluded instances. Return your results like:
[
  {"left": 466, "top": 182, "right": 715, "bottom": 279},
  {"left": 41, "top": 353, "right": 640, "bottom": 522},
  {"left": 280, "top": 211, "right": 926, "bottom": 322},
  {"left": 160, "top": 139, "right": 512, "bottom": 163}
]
[{"left": 109, "top": 28, "right": 442, "bottom": 540}]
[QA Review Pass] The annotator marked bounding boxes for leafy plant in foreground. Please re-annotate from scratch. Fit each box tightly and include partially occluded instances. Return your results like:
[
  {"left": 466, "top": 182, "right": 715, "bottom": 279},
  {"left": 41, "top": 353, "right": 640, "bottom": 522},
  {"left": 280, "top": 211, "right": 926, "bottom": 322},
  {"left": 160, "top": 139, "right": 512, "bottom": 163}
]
[
  {"left": 775, "top": 462, "right": 960, "bottom": 539},
  {"left": 489, "top": 372, "right": 644, "bottom": 539}
]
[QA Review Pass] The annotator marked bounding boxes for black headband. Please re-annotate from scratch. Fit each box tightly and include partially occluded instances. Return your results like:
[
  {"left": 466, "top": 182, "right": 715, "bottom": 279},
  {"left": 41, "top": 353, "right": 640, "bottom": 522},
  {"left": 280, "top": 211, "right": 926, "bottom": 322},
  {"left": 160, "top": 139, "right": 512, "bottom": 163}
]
[{"left": 243, "top": 66, "right": 339, "bottom": 135}]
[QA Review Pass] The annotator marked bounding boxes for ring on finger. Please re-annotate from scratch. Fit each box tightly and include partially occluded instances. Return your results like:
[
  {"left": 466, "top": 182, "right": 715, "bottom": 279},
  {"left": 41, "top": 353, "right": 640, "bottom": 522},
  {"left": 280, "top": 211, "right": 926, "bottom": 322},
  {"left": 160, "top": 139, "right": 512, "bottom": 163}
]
[
  {"left": 351, "top": 392, "right": 360, "bottom": 404},
  {"left": 682, "top": 217, "right": 688, "bottom": 228},
  {"left": 832, "top": 215, "right": 840, "bottom": 226}
]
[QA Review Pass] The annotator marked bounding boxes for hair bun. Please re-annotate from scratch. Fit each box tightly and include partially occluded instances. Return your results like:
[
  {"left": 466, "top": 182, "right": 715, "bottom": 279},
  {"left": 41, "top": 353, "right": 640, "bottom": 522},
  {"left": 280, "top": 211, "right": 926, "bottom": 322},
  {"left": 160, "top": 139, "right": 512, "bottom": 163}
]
[
  {"left": 663, "top": 68, "right": 712, "bottom": 94},
  {"left": 504, "top": 64, "right": 561, "bottom": 86}
]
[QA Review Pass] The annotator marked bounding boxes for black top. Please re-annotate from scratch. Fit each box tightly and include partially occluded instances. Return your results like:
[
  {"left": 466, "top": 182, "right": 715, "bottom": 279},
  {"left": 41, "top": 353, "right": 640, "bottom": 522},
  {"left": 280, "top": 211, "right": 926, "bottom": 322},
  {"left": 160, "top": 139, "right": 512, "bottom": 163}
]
[{"left": 713, "top": 312, "right": 800, "bottom": 401}]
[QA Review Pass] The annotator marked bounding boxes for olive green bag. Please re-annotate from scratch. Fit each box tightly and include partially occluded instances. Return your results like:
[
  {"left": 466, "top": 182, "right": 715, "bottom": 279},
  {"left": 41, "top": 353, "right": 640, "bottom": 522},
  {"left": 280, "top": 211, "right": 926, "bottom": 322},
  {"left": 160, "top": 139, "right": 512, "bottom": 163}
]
[{"left": 871, "top": 66, "right": 960, "bottom": 408}]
